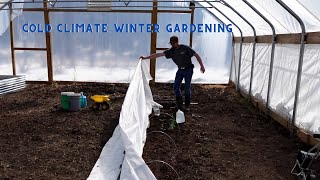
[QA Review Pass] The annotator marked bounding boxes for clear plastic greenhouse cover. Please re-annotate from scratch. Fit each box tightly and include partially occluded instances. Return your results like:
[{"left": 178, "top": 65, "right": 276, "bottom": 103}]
[
  {"left": 224, "top": 0, "right": 320, "bottom": 134},
  {"left": 0, "top": 0, "right": 233, "bottom": 84}
]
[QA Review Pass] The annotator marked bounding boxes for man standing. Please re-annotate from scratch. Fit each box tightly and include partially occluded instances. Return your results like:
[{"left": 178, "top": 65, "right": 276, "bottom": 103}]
[{"left": 140, "top": 35, "right": 205, "bottom": 111}]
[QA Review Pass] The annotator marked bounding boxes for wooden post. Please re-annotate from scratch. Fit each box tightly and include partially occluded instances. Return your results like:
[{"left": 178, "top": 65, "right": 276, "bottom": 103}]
[
  {"left": 189, "top": 6, "right": 195, "bottom": 47},
  {"left": 43, "top": 1, "right": 53, "bottom": 83},
  {"left": 149, "top": 0, "right": 158, "bottom": 85},
  {"left": 9, "top": 3, "right": 16, "bottom": 75}
]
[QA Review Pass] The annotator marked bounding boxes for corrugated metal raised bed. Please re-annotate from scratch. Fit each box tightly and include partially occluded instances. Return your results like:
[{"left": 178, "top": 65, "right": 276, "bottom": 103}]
[{"left": 0, "top": 75, "right": 26, "bottom": 95}]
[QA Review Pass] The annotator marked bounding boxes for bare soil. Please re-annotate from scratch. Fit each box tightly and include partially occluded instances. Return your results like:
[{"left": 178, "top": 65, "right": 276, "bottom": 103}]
[{"left": 0, "top": 83, "right": 318, "bottom": 180}]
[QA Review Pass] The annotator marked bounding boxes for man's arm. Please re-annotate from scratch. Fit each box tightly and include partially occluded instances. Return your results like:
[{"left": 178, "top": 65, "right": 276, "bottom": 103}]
[
  {"left": 194, "top": 53, "right": 205, "bottom": 73},
  {"left": 140, "top": 52, "right": 165, "bottom": 60}
]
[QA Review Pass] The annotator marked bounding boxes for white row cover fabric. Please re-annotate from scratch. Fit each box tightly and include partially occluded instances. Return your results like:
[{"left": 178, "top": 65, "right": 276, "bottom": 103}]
[
  {"left": 231, "top": 43, "right": 320, "bottom": 134},
  {"left": 0, "top": 0, "right": 24, "bottom": 36},
  {"left": 87, "top": 60, "right": 162, "bottom": 180}
]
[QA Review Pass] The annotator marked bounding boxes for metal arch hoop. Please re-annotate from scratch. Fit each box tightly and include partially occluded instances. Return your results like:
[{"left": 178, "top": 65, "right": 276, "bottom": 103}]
[
  {"left": 146, "top": 160, "right": 180, "bottom": 178},
  {"left": 147, "top": 130, "right": 177, "bottom": 149}
]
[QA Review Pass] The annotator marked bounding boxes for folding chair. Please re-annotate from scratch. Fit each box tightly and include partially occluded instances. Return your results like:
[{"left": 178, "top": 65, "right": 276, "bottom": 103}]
[{"left": 291, "top": 134, "right": 320, "bottom": 180}]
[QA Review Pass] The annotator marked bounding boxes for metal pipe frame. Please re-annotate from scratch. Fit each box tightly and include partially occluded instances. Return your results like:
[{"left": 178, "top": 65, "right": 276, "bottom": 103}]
[
  {"left": 220, "top": 0, "right": 257, "bottom": 97},
  {"left": 205, "top": 1, "right": 243, "bottom": 90},
  {"left": 275, "top": 0, "right": 306, "bottom": 131},
  {"left": 197, "top": 2, "right": 226, "bottom": 26},
  {"left": 1, "top": 5, "right": 216, "bottom": 10},
  {"left": 0, "top": 0, "right": 221, "bottom": 4},
  {"left": 198, "top": 3, "right": 234, "bottom": 82},
  {"left": 241, "top": 0, "right": 276, "bottom": 113},
  {"left": 0, "top": 0, "right": 13, "bottom": 10},
  {"left": 0, "top": 0, "right": 219, "bottom": 10}
]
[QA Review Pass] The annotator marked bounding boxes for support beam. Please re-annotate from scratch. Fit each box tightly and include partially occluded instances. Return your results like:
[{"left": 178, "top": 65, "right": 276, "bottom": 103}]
[
  {"left": 189, "top": 6, "right": 195, "bottom": 48},
  {"left": 43, "top": 1, "right": 53, "bottom": 83},
  {"left": 22, "top": 8, "right": 191, "bottom": 13},
  {"left": 14, "top": 47, "right": 47, "bottom": 51},
  {"left": 276, "top": 33, "right": 301, "bottom": 44},
  {"left": 9, "top": 3, "right": 16, "bottom": 75},
  {"left": 233, "top": 37, "right": 255, "bottom": 43},
  {"left": 307, "top": 32, "right": 320, "bottom": 44},
  {"left": 149, "top": 0, "right": 158, "bottom": 85},
  {"left": 23, "top": 8, "right": 153, "bottom": 12},
  {"left": 156, "top": 48, "right": 168, "bottom": 51},
  {"left": 233, "top": 32, "right": 320, "bottom": 44}
]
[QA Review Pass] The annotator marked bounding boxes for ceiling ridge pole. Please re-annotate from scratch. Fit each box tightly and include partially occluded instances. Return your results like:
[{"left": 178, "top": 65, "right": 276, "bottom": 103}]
[
  {"left": 241, "top": 0, "right": 276, "bottom": 118},
  {"left": 275, "top": 0, "right": 306, "bottom": 135},
  {"left": 205, "top": 0, "right": 243, "bottom": 90},
  {"left": 220, "top": 0, "right": 256, "bottom": 98}
]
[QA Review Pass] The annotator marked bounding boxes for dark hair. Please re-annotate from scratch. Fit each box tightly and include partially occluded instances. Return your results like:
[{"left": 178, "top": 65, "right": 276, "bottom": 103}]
[{"left": 169, "top": 36, "right": 178, "bottom": 44}]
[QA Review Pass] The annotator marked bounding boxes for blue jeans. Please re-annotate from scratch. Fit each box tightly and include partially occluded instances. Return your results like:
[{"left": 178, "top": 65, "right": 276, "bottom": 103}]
[{"left": 173, "top": 68, "right": 193, "bottom": 98}]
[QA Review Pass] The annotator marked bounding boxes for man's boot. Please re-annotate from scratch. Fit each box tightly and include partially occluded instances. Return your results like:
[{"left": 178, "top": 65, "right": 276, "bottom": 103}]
[
  {"left": 185, "top": 96, "right": 191, "bottom": 111},
  {"left": 176, "top": 96, "right": 183, "bottom": 110}
]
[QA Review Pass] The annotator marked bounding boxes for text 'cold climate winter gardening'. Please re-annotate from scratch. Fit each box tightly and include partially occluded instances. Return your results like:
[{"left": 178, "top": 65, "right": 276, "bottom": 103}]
[{"left": 22, "top": 23, "right": 233, "bottom": 33}]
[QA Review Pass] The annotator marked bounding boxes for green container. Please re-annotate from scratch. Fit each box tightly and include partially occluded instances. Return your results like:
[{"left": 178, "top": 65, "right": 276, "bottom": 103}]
[{"left": 61, "top": 92, "right": 74, "bottom": 110}]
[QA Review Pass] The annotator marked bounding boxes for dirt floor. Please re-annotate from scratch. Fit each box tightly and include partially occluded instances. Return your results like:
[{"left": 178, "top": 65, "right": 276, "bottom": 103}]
[{"left": 0, "top": 82, "right": 319, "bottom": 180}]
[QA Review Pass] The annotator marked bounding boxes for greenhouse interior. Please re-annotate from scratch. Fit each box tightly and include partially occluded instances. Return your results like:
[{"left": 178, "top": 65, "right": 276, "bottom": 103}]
[{"left": 0, "top": 0, "right": 320, "bottom": 179}]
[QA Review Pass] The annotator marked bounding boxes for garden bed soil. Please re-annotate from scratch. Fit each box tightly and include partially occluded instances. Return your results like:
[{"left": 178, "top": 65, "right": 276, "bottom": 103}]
[{"left": 0, "top": 82, "right": 318, "bottom": 180}]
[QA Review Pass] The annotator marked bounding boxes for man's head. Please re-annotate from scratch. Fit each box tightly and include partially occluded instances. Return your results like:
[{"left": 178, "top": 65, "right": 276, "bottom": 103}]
[{"left": 169, "top": 35, "right": 179, "bottom": 48}]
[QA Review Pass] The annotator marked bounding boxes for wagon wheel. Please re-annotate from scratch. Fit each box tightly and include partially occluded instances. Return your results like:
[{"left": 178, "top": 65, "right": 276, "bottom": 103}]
[
  {"left": 92, "top": 102, "right": 101, "bottom": 110},
  {"left": 101, "top": 102, "right": 110, "bottom": 110}
]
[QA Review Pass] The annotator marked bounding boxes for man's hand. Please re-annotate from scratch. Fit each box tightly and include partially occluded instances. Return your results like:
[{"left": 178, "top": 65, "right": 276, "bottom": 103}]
[
  {"left": 194, "top": 53, "right": 205, "bottom": 74},
  {"left": 140, "top": 56, "right": 147, "bottom": 60},
  {"left": 200, "top": 66, "right": 205, "bottom": 73}
]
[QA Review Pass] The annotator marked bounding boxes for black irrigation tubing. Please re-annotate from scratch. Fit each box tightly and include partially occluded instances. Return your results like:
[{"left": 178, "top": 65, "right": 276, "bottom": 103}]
[
  {"left": 146, "top": 160, "right": 180, "bottom": 178},
  {"left": 149, "top": 112, "right": 175, "bottom": 120}
]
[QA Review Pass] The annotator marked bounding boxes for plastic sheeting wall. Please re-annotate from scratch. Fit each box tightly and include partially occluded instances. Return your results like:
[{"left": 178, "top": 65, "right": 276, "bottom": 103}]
[
  {"left": 231, "top": 43, "right": 320, "bottom": 134},
  {"left": 251, "top": 44, "right": 271, "bottom": 102},
  {"left": 238, "top": 43, "right": 253, "bottom": 93},
  {"left": 296, "top": 45, "right": 320, "bottom": 133},
  {"left": 0, "top": 0, "right": 24, "bottom": 75},
  {"left": 0, "top": 0, "right": 24, "bottom": 36},
  {"left": 224, "top": 0, "right": 320, "bottom": 134},
  {"left": 12, "top": 11, "right": 48, "bottom": 81},
  {"left": 155, "top": 9, "right": 232, "bottom": 83},
  {"left": 49, "top": 12, "right": 151, "bottom": 83},
  {"left": 0, "top": 28, "right": 12, "bottom": 75},
  {"left": 0, "top": 2, "right": 232, "bottom": 84}
]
